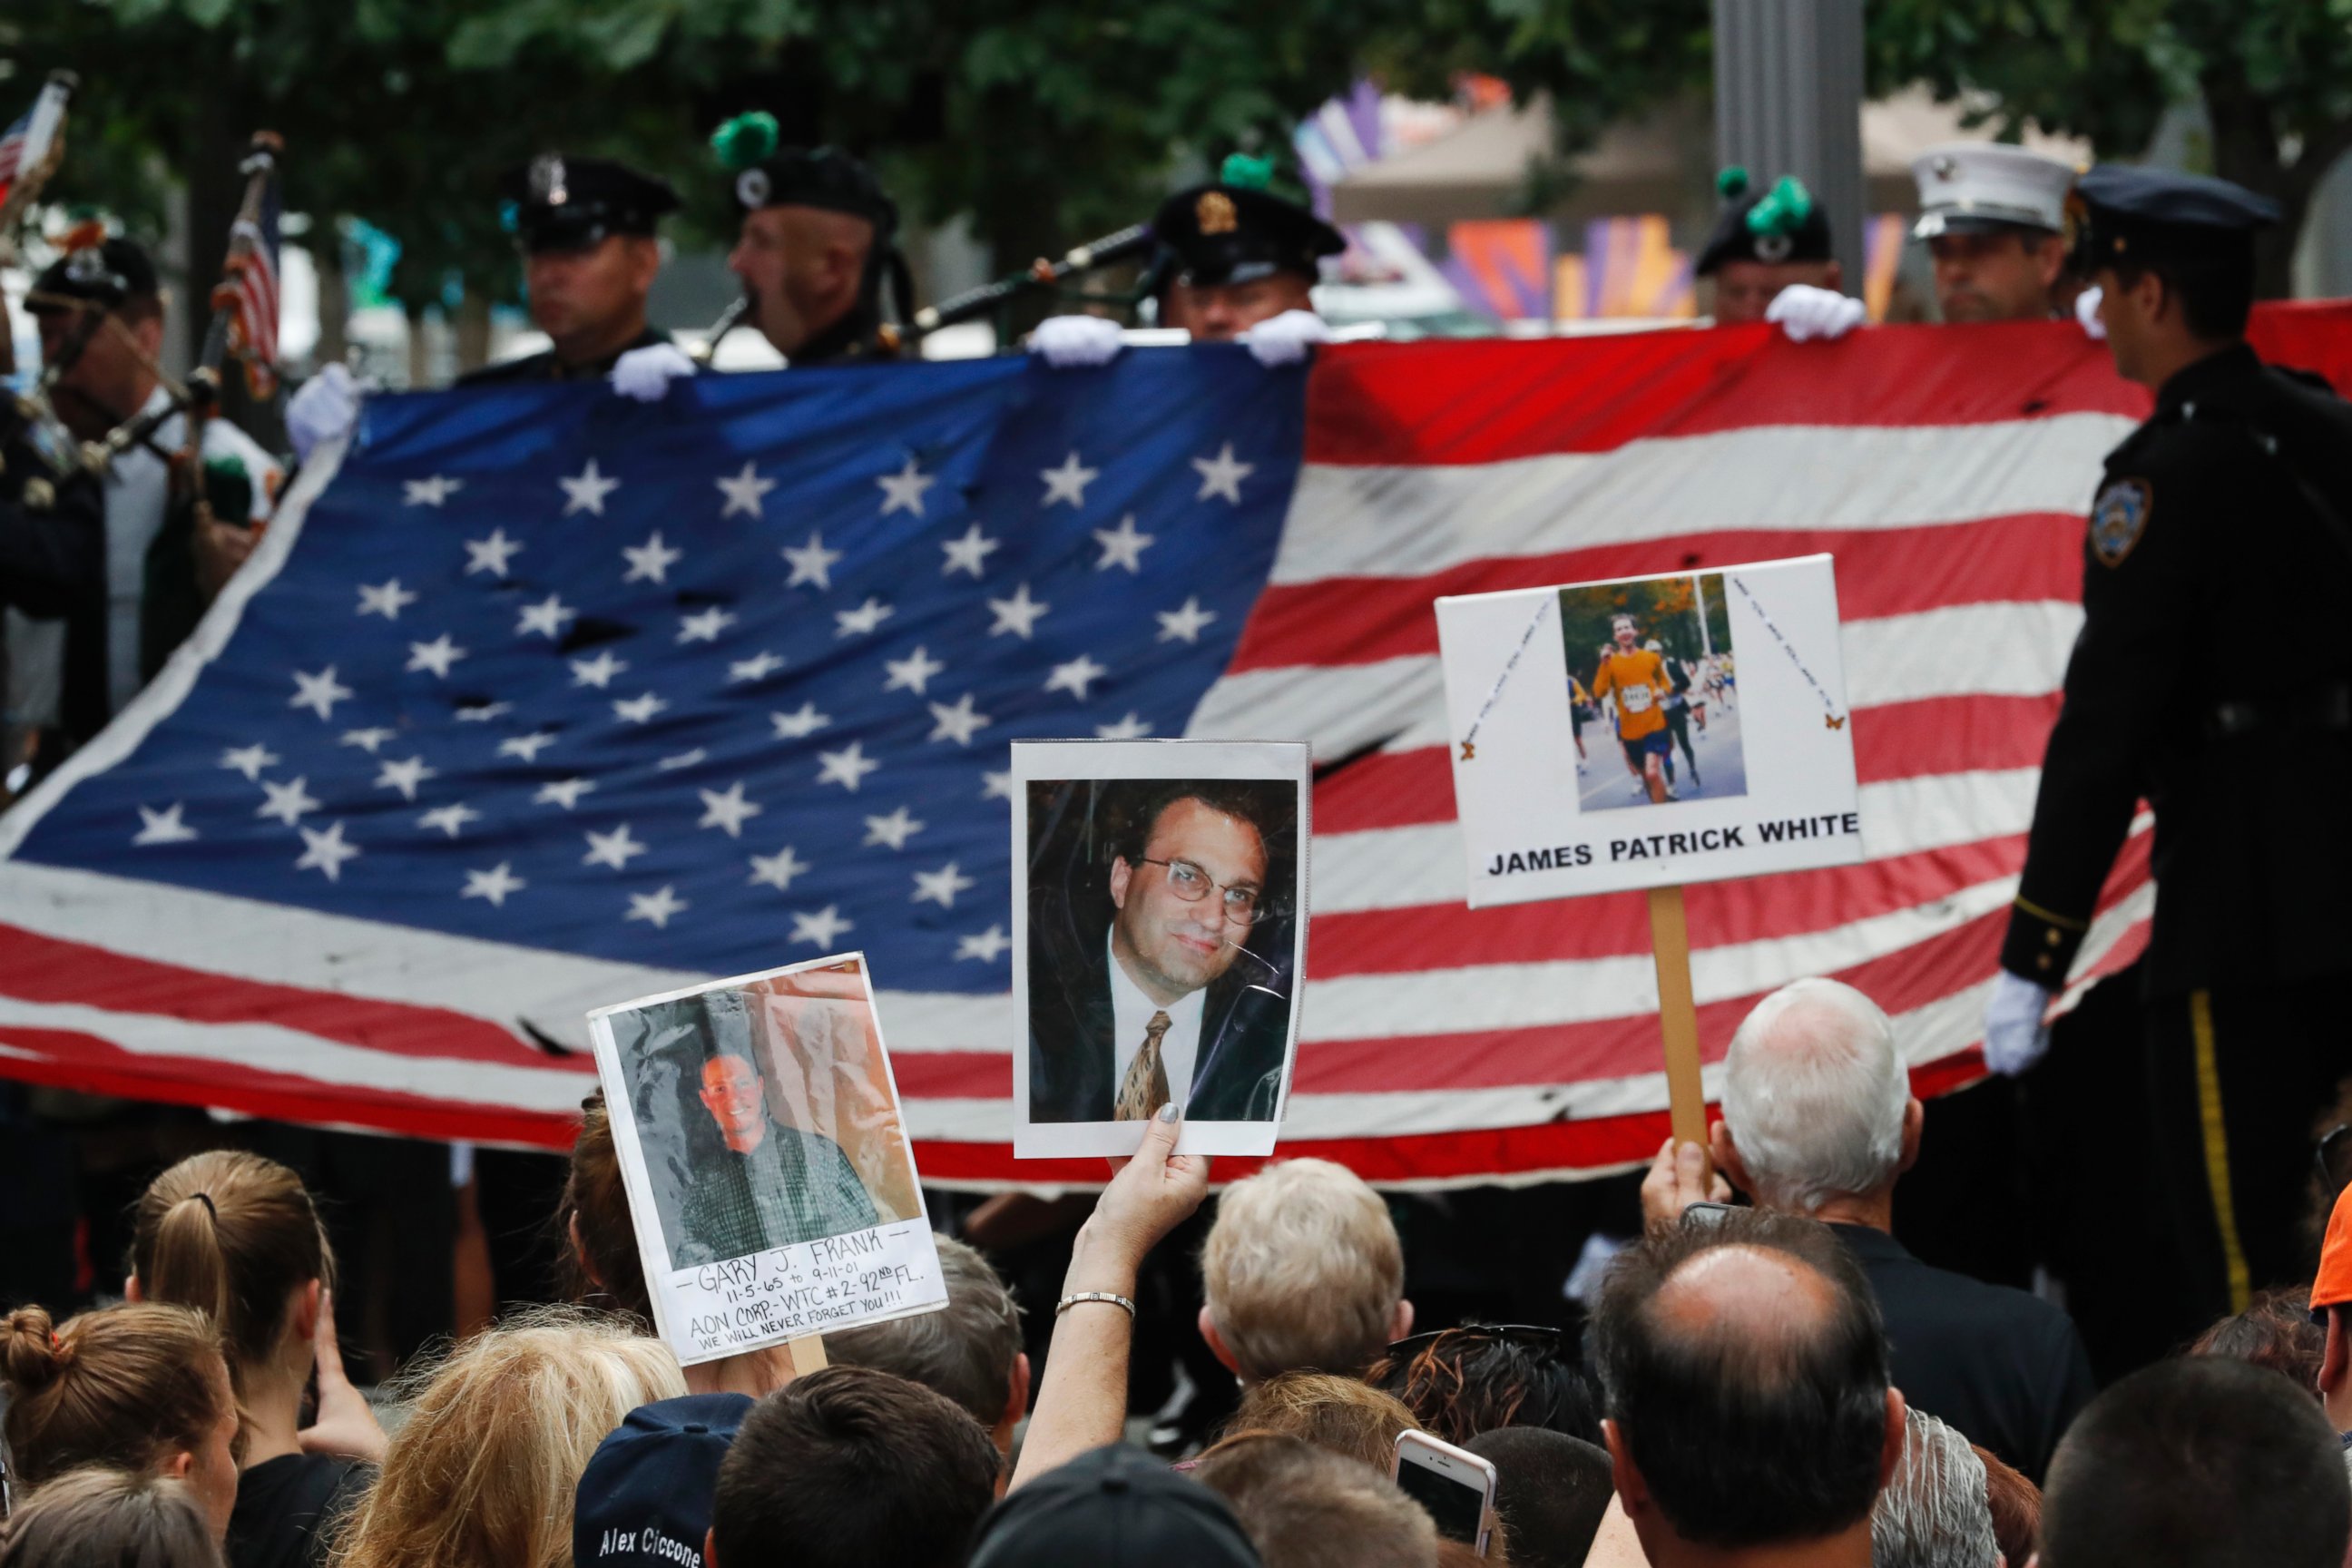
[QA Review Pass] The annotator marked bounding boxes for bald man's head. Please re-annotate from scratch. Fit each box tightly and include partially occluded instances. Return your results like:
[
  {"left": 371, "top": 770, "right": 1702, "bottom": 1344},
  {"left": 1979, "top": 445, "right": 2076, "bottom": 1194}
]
[{"left": 1592, "top": 1210, "right": 1896, "bottom": 1551}]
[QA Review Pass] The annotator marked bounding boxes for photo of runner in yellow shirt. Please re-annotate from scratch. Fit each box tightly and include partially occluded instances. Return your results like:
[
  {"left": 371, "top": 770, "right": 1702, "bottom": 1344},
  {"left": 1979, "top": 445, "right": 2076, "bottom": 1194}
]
[
  {"left": 1592, "top": 615, "right": 1677, "bottom": 804},
  {"left": 1559, "top": 573, "right": 1748, "bottom": 814}
]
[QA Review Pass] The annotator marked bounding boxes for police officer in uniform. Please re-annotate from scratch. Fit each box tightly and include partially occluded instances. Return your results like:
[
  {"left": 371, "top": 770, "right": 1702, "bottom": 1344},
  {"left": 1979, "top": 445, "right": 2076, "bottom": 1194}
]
[
  {"left": 710, "top": 113, "right": 910, "bottom": 366},
  {"left": 461, "top": 153, "right": 681, "bottom": 386},
  {"left": 1030, "top": 154, "right": 1344, "bottom": 368},
  {"left": 1983, "top": 166, "right": 2352, "bottom": 1324}
]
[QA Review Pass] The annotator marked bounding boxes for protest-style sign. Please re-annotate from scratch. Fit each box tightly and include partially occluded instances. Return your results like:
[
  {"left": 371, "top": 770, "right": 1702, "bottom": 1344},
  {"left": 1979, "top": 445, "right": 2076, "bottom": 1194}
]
[
  {"left": 1012, "top": 739, "right": 1310, "bottom": 1160},
  {"left": 588, "top": 954, "right": 946, "bottom": 1367},
  {"left": 1436, "top": 556, "right": 1863, "bottom": 1144}
]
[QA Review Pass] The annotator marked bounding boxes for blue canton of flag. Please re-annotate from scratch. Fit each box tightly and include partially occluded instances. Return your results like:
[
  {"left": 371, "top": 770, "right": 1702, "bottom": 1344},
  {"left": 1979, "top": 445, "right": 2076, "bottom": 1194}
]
[{"left": 14, "top": 350, "right": 1307, "bottom": 994}]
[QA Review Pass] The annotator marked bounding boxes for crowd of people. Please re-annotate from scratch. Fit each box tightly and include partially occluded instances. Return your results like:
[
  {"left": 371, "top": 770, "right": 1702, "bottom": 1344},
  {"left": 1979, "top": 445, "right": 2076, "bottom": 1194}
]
[{"left": 6, "top": 974, "right": 2352, "bottom": 1568}]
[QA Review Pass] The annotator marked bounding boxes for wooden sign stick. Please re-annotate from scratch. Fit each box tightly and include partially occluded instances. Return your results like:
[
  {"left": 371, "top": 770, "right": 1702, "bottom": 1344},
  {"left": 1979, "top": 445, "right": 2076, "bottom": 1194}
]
[
  {"left": 789, "top": 1333, "right": 828, "bottom": 1373},
  {"left": 1646, "top": 885, "right": 1710, "bottom": 1155}
]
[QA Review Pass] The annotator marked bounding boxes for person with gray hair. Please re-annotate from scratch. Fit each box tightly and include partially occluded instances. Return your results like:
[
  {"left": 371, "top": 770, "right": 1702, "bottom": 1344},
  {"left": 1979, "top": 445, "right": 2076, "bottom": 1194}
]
[
  {"left": 1642, "top": 977, "right": 2094, "bottom": 1482},
  {"left": 1872, "top": 1407, "right": 1998, "bottom": 1568},
  {"left": 825, "top": 1236, "right": 1031, "bottom": 1471}
]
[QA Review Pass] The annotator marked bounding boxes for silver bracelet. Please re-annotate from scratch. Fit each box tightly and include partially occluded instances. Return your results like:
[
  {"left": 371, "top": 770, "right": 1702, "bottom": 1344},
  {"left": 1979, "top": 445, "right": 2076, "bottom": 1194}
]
[{"left": 1055, "top": 1291, "right": 1137, "bottom": 1318}]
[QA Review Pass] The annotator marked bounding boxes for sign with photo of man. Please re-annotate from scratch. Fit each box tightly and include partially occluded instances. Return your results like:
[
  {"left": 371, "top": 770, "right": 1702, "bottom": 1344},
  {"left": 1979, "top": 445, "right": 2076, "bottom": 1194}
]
[
  {"left": 587, "top": 955, "right": 946, "bottom": 1365},
  {"left": 1013, "top": 740, "right": 1309, "bottom": 1159},
  {"left": 1436, "top": 556, "right": 1863, "bottom": 907}
]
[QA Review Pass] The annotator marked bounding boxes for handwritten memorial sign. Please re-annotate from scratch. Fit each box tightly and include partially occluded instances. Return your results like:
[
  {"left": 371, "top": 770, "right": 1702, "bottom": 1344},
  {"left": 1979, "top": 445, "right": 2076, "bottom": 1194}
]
[{"left": 588, "top": 953, "right": 946, "bottom": 1366}]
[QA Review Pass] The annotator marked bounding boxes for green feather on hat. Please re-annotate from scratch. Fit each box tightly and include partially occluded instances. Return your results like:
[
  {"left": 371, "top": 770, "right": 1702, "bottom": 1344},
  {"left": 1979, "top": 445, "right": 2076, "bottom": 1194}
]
[{"left": 710, "top": 112, "right": 779, "bottom": 172}]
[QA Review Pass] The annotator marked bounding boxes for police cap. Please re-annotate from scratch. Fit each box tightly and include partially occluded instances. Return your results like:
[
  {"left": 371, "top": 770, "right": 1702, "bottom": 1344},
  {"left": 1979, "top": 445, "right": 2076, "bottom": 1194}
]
[
  {"left": 710, "top": 113, "right": 897, "bottom": 236},
  {"left": 29, "top": 234, "right": 160, "bottom": 312},
  {"left": 501, "top": 154, "right": 679, "bottom": 255},
  {"left": 1695, "top": 168, "right": 1833, "bottom": 277},
  {"left": 1151, "top": 154, "right": 1344, "bottom": 289},
  {"left": 2070, "top": 164, "right": 2278, "bottom": 273}
]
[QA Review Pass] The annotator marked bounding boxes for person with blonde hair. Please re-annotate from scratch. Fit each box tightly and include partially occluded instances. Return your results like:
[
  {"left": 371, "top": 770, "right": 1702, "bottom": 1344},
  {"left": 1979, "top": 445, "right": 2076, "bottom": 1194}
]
[
  {"left": 330, "top": 1308, "right": 683, "bottom": 1568},
  {"left": 2, "top": 1304, "right": 240, "bottom": 1544},
  {"left": 1220, "top": 1372, "right": 1420, "bottom": 1474},
  {"left": 1199, "top": 1158, "right": 1410, "bottom": 1385},
  {"left": 130, "top": 1151, "right": 385, "bottom": 1568},
  {"left": 0, "top": 1467, "right": 227, "bottom": 1568}
]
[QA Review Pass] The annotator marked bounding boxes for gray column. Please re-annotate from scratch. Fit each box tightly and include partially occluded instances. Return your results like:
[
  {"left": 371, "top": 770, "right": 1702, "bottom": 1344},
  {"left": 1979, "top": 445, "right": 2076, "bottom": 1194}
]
[{"left": 1713, "top": 0, "right": 1867, "bottom": 293}]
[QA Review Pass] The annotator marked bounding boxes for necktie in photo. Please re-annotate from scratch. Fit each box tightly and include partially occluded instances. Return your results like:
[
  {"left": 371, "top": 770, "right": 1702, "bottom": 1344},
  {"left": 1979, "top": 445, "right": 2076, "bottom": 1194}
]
[{"left": 1114, "top": 1010, "right": 1173, "bottom": 1121}]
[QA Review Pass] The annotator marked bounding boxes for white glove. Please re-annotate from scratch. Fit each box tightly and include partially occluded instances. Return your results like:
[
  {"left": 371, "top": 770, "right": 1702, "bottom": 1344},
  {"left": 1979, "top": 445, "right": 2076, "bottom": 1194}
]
[
  {"left": 1983, "top": 970, "right": 2055, "bottom": 1076},
  {"left": 1241, "top": 309, "right": 1332, "bottom": 367},
  {"left": 2076, "top": 286, "right": 2108, "bottom": 340},
  {"left": 1764, "top": 284, "right": 1867, "bottom": 343},
  {"left": 286, "top": 363, "right": 364, "bottom": 465},
  {"left": 609, "top": 342, "right": 698, "bottom": 402},
  {"left": 1028, "top": 315, "right": 1126, "bottom": 369}
]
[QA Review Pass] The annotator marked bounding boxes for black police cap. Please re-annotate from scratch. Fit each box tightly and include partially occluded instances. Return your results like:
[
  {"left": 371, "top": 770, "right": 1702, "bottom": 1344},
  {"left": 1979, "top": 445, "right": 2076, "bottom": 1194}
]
[
  {"left": 1695, "top": 168, "right": 1834, "bottom": 277},
  {"left": 30, "top": 234, "right": 161, "bottom": 311},
  {"left": 2071, "top": 164, "right": 2278, "bottom": 271},
  {"left": 710, "top": 113, "right": 897, "bottom": 235},
  {"left": 500, "top": 154, "right": 679, "bottom": 254},
  {"left": 1151, "top": 155, "right": 1344, "bottom": 289}
]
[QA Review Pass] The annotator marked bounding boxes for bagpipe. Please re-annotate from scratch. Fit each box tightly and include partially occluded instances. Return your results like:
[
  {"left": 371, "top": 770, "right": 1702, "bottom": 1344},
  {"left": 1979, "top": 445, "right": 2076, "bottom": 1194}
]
[
  {"left": 82, "top": 130, "right": 284, "bottom": 521},
  {"left": 687, "top": 220, "right": 1160, "bottom": 363}
]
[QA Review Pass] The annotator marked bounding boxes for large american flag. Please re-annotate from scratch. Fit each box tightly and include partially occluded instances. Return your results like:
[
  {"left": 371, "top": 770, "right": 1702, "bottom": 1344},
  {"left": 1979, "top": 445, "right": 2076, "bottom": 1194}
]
[{"left": 3, "top": 309, "right": 2347, "bottom": 1188}]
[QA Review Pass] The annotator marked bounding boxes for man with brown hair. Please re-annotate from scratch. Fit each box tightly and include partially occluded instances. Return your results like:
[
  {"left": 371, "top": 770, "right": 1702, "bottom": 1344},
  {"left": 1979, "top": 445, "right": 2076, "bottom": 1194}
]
[
  {"left": 1590, "top": 1209, "right": 1906, "bottom": 1568},
  {"left": 1194, "top": 1432, "right": 1438, "bottom": 1568},
  {"left": 1028, "top": 781, "right": 1293, "bottom": 1124},
  {"left": 708, "top": 1366, "right": 1002, "bottom": 1568},
  {"left": 826, "top": 1235, "right": 1031, "bottom": 1469}
]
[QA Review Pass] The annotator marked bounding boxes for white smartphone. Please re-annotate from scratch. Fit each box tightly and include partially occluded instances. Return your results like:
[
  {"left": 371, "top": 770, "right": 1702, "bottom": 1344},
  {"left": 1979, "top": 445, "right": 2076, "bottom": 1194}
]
[{"left": 1393, "top": 1428, "right": 1499, "bottom": 1554}]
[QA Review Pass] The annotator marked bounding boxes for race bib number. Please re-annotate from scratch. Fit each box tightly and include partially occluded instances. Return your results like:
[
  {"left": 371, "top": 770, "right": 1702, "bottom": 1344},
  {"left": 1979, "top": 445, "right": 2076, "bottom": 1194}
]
[{"left": 1619, "top": 684, "right": 1653, "bottom": 713}]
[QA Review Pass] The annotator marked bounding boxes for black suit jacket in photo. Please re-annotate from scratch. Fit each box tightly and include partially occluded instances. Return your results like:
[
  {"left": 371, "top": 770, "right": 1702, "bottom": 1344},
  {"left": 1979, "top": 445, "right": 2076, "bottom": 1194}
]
[{"left": 1026, "top": 889, "right": 1289, "bottom": 1124}]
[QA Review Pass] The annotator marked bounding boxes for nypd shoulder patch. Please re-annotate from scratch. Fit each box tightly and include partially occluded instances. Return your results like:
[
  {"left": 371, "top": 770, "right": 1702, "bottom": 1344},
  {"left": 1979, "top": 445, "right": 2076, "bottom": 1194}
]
[{"left": 2091, "top": 477, "right": 2151, "bottom": 566}]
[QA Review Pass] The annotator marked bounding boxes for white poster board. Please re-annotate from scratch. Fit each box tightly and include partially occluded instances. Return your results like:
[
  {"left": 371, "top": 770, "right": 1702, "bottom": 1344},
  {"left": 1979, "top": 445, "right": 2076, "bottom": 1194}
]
[
  {"left": 587, "top": 953, "right": 946, "bottom": 1367},
  {"left": 1436, "top": 555, "right": 1863, "bottom": 908},
  {"left": 1011, "top": 739, "right": 1309, "bottom": 1160}
]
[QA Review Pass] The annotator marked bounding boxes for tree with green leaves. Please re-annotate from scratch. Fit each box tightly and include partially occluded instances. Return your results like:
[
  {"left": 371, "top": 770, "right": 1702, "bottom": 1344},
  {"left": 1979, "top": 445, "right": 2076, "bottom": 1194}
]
[{"left": 1867, "top": 0, "right": 2352, "bottom": 298}]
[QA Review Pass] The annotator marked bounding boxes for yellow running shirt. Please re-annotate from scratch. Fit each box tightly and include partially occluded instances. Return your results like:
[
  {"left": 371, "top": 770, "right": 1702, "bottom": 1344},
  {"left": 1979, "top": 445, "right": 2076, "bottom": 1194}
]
[{"left": 1593, "top": 648, "right": 1671, "bottom": 740}]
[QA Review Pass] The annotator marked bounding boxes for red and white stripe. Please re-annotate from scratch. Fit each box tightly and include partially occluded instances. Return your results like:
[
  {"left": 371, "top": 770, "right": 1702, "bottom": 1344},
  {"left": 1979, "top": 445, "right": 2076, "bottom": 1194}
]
[
  {"left": 3, "top": 309, "right": 2347, "bottom": 1189},
  {"left": 228, "top": 217, "right": 279, "bottom": 380}
]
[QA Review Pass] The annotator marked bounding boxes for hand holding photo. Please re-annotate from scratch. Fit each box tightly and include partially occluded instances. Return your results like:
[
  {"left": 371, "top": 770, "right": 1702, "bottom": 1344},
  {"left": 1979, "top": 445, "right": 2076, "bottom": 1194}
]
[
  {"left": 1012, "top": 740, "right": 1310, "bottom": 1160},
  {"left": 587, "top": 955, "right": 946, "bottom": 1366}
]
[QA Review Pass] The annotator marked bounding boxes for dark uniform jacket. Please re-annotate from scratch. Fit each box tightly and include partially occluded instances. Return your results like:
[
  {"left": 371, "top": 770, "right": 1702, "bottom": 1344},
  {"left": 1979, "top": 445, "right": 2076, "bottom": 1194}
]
[
  {"left": 1027, "top": 887, "right": 1289, "bottom": 1124},
  {"left": 455, "top": 325, "right": 673, "bottom": 387},
  {"left": 1832, "top": 1223, "right": 2096, "bottom": 1483},
  {"left": 0, "top": 411, "right": 108, "bottom": 743},
  {"left": 2002, "top": 344, "right": 2352, "bottom": 993}
]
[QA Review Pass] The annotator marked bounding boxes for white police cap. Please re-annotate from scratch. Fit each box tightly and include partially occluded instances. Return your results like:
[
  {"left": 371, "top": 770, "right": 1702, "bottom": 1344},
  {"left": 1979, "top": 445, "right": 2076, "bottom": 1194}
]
[{"left": 1911, "top": 142, "right": 2077, "bottom": 238}]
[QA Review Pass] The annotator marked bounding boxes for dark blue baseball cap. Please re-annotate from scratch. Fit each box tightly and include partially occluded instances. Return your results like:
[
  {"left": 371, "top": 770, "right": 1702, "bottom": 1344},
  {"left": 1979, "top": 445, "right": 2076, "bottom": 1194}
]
[{"left": 574, "top": 1394, "right": 752, "bottom": 1568}]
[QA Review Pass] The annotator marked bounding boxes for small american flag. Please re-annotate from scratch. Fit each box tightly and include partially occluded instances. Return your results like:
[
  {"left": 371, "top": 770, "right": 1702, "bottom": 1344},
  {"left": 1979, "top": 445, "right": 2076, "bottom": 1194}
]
[
  {"left": 224, "top": 178, "right": 281, "bottom": 397},
  {"left": 0, "top": 74, "right": 73, "bottom": 212}
]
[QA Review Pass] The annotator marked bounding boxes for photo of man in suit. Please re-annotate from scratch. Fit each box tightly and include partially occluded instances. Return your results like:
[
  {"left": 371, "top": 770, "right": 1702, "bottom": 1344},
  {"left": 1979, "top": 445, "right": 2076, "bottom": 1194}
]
[{"left": 1027, "top": 778, "right": 1298, "bottom": 1126}]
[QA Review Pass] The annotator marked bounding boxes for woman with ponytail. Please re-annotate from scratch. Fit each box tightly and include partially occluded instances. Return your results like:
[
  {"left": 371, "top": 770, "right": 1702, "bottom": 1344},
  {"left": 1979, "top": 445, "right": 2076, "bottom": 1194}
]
[
  {"left": 130, "top": 1152, "right": 385, "bottom": 1568},
  {"left": 2, "top": 1302, "right": 240, "bottom": 1542}
]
